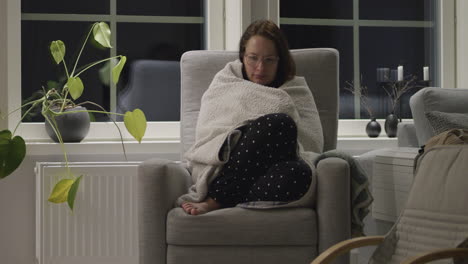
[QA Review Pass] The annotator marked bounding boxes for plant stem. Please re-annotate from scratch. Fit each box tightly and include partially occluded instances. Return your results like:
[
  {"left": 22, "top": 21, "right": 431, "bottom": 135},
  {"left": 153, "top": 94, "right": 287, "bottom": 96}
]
[
  {"left": 42, "top": 113, "right": 71, "bottom": 176},
  {"left": 51, "top": 109, "right": 125, "bottom": 116},
  {"left": 80, "top": 101, "right": 128, "bottom": 161},
  {"left": 71, "top": 22, "right": 97, "bottom": 77},
  {"left": 12, "top": 99, "right": 44, "bottom": 134},
  {"left": 1, "top": 97, "right": 45, "bottom": 119},
  {"left": 74, "top": 56, "right": 121, "bottom": 78},
  {"left": 60, "top": 89, "right": 70, "bottom": 113}
]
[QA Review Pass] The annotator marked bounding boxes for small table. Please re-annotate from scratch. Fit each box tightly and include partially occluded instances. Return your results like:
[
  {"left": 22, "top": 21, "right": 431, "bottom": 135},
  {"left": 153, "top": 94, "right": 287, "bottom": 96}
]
[{"left": 371, "top": 147, "right": 419, "bottom": 222}]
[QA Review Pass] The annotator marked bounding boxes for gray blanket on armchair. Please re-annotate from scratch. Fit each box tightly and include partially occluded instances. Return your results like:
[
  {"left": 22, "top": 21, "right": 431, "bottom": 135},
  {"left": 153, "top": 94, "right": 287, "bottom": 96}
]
[
  {"left": 314, "top": 150, "right": 374, "bottom": 237},
  {"left": 177, "top": 59, "right": 324, "bottom": 208}
]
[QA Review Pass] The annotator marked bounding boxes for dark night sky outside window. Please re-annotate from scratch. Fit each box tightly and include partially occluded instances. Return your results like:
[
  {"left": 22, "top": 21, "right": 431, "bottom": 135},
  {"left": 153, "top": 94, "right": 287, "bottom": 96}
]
[
  {"left": 280, "top": 0, "right": 436, "bottom": 119},
  {"left": 21, "top": 0, "right": 204, "bottom": 122}
]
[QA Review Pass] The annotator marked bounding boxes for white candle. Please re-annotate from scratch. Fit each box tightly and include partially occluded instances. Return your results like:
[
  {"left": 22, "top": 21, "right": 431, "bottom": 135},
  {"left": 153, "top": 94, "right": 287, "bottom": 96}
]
[
  {"left": 397, "top": 66, "right": 404, "bottom": 81},
  {"left": 423, "top": 66, "right": 429, "bottom": 81}
]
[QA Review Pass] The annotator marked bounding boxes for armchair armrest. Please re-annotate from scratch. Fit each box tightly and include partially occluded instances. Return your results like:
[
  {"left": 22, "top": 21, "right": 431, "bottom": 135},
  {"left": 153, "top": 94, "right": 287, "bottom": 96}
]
[
  {"left": 397, "top": 123, "right": 419, "bottom": 147},
  {"left": 401, "top": 248, "right": 468, "bottom": 264},
  {"left": 316, "top": 157, "right": 351, "bottom": 264},
  {"left": 311, "top": 236, "right": 384, "bottom": 264},
  {"left": 137, "top": 158, "right": 191, "bottom": 264}
]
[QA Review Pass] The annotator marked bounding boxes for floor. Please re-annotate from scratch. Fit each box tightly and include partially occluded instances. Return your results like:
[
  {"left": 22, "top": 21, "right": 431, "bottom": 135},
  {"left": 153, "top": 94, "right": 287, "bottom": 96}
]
[{"left": 352, "top": 214, "right": 394, "bottom": 264}]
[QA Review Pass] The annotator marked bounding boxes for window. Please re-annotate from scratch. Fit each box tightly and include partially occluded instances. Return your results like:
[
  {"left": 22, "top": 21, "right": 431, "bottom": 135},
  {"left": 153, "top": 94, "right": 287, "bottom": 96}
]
[
  {"left": 21, "top": 0, "right": 205, "bottom": 122},
  {"left": 280, "top": 0, "right": 438, "bottom": 119}
]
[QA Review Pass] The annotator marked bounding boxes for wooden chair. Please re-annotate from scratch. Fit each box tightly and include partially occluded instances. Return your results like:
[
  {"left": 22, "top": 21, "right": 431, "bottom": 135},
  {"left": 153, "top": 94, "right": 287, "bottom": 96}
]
[{"left": 312, "top": 145, "right": 468, "bottom": 264}]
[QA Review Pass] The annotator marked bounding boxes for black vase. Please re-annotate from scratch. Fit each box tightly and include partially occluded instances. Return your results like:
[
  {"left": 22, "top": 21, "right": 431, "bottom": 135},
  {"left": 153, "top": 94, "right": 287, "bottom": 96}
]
[
  {"left": 44, "top": 106, "right": 91, "bottom": 143},
  {"left": 384, "top": 113, "right": 399, "bottom": 138},
  {"left": 366, "top": 118, "right": 381, "bottom": 138}
]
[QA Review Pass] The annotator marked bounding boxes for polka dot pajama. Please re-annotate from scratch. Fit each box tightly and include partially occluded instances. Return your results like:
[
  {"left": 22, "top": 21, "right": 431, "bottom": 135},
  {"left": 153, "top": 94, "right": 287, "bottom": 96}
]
[{"left": 207, "top": 113, "right": 312, "bottom": 207}]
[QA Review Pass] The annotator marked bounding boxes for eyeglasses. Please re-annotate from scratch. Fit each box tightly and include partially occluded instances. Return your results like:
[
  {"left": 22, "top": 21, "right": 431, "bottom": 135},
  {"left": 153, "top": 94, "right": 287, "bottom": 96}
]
[{"left": 244, "top": 54, "right": 279, "bottom": 67}]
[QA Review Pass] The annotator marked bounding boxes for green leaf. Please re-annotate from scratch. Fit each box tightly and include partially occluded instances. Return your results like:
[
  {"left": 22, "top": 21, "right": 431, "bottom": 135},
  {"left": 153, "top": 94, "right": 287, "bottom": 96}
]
[
  {"left": 0, "top": 130, "right": 26, "bottom": 179},
  {"left": 92, "top": 22, "right": 112, "bottom": 48},
  {"left": 112, "top": 56, "right": 126, "bottom": 84},
  {"left": 66, "top": 77, "right": 84, "bottom": 100},
  {"left": 124, "top": 109, "right": 147, "bottom": 143},
  {"left": 48, "top": 178, "right": 74, "bottom": 203},
  {"left": 67, "top": 175, "right": 83, "bottom": 210},
  {"left": 50, "top": 40, "right": 66, "bottom": 64},
  {"left": 46, "top": 80, "right": 59, "bottom": 90}
]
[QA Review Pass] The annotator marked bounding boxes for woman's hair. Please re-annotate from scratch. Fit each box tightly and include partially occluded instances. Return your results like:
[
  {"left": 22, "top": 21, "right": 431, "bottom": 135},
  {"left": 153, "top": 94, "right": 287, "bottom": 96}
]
[{"left": 239, "top": 19, "right": 296, "bottom": 86}]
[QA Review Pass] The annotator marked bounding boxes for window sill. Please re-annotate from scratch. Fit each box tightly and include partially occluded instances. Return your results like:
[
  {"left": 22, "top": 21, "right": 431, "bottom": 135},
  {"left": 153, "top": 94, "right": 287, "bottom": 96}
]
[
  {"left": 25, "top": 139, "right": 180, "bottom": 156},
  {"left": 25, "top": 136, "right": 397, "bottom": 156},
  {"left": 337, "top": 136, "right": 398, "bottom": 155}
]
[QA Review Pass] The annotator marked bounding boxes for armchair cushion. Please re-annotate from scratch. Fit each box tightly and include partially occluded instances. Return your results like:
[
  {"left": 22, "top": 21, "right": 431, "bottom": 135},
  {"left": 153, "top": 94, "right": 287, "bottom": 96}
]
[
  {"left": 425, "top": 111, "right": 468, "bottom": 135},
  {"left": 166, "top": 207, "right": 317, "bottom": 246}
]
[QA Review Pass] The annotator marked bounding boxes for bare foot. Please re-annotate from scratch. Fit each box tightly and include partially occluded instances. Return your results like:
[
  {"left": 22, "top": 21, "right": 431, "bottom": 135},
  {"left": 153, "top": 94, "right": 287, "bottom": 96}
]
[{"left": 181, "top": 197, "right": 221, "bottom": 215}]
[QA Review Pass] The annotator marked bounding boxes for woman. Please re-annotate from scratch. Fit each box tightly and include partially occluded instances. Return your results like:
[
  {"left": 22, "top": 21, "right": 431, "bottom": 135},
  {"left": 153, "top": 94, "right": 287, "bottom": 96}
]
[{"left": 179, "top": 20, "right": 323, "bottom": 215}]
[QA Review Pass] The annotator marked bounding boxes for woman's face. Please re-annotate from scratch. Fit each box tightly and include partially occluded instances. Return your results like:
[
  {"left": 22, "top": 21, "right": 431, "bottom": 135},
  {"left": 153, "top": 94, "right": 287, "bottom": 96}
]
[{"left": 243, "top": 35, "right": 279, "bottom": 86}]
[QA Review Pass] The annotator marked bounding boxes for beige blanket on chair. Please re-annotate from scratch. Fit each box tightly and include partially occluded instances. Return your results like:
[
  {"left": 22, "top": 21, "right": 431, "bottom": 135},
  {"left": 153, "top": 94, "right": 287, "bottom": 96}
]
[{"left": 176, "top": 60, "right": 323, "bottom": 207}]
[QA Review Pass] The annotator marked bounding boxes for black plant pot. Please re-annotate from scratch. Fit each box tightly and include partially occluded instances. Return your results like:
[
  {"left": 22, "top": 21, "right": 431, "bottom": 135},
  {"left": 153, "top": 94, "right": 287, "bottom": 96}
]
[
  {"left": 44, "top": 106, "right": 91, "bottom": 143},
  {"left": 384, "top": 113, "right": 399, "bottom": 138},
  {"left": 366, "top": 118, "right": 381, "bottom": 138}
]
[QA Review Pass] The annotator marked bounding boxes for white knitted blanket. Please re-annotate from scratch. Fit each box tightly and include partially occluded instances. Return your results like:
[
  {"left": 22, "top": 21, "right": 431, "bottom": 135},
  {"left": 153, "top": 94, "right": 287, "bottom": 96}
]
[{"left": 177, "top": 60, "right": 323, "bottom": 207}]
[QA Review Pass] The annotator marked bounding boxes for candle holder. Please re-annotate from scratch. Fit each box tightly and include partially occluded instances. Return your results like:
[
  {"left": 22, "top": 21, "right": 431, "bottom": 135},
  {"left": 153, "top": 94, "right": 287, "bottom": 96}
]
[
  {"left": 378, "top": 75, "right": 427, "bottom": 137},
  {"left": 382, "top": 75, "right": 418, "bottom": 114}
]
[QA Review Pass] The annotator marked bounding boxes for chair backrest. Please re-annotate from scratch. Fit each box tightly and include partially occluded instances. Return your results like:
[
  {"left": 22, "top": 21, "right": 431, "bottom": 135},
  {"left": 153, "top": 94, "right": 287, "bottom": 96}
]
[
  {"left": 180, "top": 48, "right": 339, "bottom": 157},
  {"left": 410, "top": 87, "right": 468, "bottom": 146},
  {"left": 117, "top": 59, "right": 181, "bottom": 121},
  {"left": 370, "top": 145, "right": 468, "bottom": 264}
]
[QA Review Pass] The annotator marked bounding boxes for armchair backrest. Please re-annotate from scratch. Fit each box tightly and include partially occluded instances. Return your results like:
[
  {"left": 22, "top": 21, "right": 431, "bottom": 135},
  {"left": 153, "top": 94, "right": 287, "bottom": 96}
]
[
  {"left": 410, "top": 87, "right": 468, "bottom": 146},
  {"left": 180, "top": 48, "right": 339, "bottom": 158},
  {"left": 117, "top": 60, "right": 181, "bottom": 121}
]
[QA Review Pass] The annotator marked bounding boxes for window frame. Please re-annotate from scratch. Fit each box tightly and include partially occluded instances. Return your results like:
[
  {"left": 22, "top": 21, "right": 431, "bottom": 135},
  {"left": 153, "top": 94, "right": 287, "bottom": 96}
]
[
  {"left": 277, "top": 0, "right": 455, "bottom": 137},
  {"left": 0, "top": 0, "right": 456, "bottom": 141},
  {"left": 1, "top": 0, "right": 223, "bottom": 141}
]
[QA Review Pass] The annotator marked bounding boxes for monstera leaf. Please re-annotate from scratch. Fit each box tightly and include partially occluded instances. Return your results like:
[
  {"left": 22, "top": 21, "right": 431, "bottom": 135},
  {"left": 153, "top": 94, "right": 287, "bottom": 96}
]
[
  {"left": 0, "top": 130, "right": 26, "bottom": 179},
  {"left": 112, "top": 56, "right": 126, "bottom": 84},
  {"left": 47, "top": 173, "right": 83, "bottom": 210},
  {"left": 93, "top": 22, "right": 112, "bottom": 48},
  {"left": 67, "top": 175, "right": 83, "bottom": 210},
  {"left": 66, "top": 77, "right": 84, "bottom": 100},
  {"left": 124, "top": 109, "right": 147, "bottom": 143},
  {"left": 48, "top": 178, "right": 74, "bottom": 203},
  {"left": 50, "top": 40, "right": 66, "bottom": 64}
]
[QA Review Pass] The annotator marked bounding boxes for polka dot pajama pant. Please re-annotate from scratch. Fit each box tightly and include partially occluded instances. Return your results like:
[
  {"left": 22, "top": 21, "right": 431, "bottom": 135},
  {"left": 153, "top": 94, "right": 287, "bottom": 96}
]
[{"left": 207, "top": 113, "right": 312, "bottom": 207}]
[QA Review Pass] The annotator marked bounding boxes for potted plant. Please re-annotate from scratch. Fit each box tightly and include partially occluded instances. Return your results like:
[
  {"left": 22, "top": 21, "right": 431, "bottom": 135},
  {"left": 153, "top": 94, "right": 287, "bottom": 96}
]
[{"left": 0, "top": 22, "right": 147, "bottom": 210}]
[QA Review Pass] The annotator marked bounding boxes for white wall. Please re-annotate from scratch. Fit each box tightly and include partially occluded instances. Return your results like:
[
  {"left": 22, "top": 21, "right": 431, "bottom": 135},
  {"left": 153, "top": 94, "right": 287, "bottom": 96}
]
[
  {"left": 0, "top": 0, "right": 6, "bottom": 129},
  {"left": 0, "top": 0, "right": 21, "bottom": 129},
  {"left": 456, "top": 0, "right": 468, "bottom": 88},
  {"left": 0, "top": 147, "right": 178, "bottom": 263}
]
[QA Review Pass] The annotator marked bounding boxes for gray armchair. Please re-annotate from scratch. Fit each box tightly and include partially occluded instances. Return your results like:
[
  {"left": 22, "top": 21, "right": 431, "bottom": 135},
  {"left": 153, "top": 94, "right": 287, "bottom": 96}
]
[
  {"left": 397, "top": 87, "right": 468, "bottom": 148},
  {"left": 137, "top": 49, "right": 351, "bottom": 264},
  {"left": 117, "top": 59, "right": 181, "bottom": 121}
]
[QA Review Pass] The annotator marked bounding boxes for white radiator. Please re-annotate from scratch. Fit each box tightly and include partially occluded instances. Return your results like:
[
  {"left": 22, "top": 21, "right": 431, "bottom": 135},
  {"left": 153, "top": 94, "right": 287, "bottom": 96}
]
[{"left": 35, "top": 162, "right": 140, "bottom": 264}]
